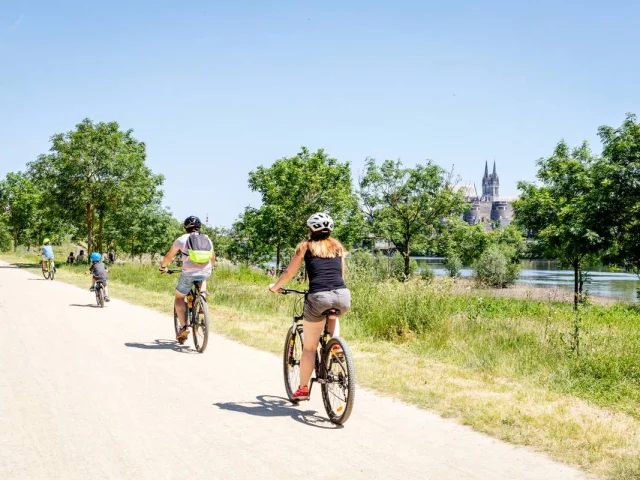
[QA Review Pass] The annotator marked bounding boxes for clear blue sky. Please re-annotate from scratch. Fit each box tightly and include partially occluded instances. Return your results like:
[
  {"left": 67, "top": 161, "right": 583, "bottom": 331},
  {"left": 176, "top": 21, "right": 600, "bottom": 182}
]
[{"left": 1, "top": 0, "right": 639, "bottom": 227}]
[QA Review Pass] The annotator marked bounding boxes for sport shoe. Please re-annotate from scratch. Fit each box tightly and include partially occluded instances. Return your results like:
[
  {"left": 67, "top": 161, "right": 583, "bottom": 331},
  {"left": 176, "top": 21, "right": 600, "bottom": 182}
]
[
  {"left": 176, "top": 327, "right": 189, "bottom": 344},
  {"left": 89, "top": 285, "right": 96, "bottom": 291},
  {"left": 104, "top": 296, "right": 111, "bottom": 302},
  {"left": 292, "top": 386, "right": 310, "bottom": 401}
]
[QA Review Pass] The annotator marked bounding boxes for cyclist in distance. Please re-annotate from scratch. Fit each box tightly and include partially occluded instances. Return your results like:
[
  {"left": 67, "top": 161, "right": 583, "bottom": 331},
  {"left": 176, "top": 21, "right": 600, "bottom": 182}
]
[
  {"left": 269, "top": 213, "right": 351, "bottom": 400},
  {"left": 159, "top": 216, "right": 215, "bottom": 344},
  {"left": 39, "top": 238, "right": 55, "bottom": 273}
]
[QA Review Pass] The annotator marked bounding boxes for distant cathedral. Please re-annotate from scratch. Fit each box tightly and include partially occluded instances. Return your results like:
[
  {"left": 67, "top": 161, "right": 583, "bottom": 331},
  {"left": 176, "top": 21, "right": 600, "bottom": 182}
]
[{"left": 461, "top": 161, "right": 515, "bottom": 228}]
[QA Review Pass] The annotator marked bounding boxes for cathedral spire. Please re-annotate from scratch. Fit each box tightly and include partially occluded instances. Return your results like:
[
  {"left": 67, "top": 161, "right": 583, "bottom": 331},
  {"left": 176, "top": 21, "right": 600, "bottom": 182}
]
[
  {"left": 484, "top": 160, "right": 489, "bottom": 178},
  {"left": 492, "top": 160, "right": 497, "bottom": 176}
]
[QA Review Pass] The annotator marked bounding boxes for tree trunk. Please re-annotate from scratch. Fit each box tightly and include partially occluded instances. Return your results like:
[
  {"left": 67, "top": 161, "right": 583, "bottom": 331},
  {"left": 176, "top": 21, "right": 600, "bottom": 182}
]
[
  {"left": 131, "top": 236, "right": 135, "bottom": 260},
  {"left": 86, "top": 203, "right": 93, "bottom": 254},
  {"left": 97, "top": 213, "right": 104, "bottom": 253},
  {"left": 13, "top": 230, "right": 18, "bottom": 251},
  {"left": 276, "top": 243, "right": 281, "bottom": 272},
  {"left": 573, "top": 260, "right": 579, "bottom": 312},
  {"left": 404, "top": 236, "right": 411, "bottom": 277}
]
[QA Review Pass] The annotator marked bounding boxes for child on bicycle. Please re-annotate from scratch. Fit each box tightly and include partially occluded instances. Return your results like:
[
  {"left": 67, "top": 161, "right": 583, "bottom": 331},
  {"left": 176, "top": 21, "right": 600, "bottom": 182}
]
[
  {"left": 159, "top": 216, "right": 215, "bottom": 344},
  {"left": 269, "top": 213, "right": 351, "bottom": 400},
  {"left": 39, "top": 238, "right": 55, "bottom": 272},
  {"left": 88, "top": 252, "right": 110, "bottom": 302}
]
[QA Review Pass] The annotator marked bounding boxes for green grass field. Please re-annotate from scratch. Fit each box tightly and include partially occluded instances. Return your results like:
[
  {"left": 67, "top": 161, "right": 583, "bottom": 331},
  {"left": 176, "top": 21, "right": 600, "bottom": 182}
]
[{"left": 3, "top": 248, "right": 640, "bottom": 479}]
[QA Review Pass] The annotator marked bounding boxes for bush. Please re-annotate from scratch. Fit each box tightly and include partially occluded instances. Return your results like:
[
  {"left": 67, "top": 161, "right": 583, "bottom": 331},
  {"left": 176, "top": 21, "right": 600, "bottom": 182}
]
[
  {"left": 443, "top": 254, "right": 463, "bottom": 278},
  {"left": 0, "top": 219, "right": 12, "bottom": 252},
  {"left": 389, "top": 252, "right": 418, "bottom": 281},
  {"left": 420, "top": 266, "right": 435, "bottom": 282},
  {"left": 347, "top": 250, "right": 386, "bottom": 283},
  {"left": 474, "top": 246, "right": 520, "bottom": 287}
]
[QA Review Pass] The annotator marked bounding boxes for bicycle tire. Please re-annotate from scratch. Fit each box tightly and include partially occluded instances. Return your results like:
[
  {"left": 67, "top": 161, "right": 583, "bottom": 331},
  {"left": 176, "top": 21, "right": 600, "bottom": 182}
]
[
  {"left": 283, "top": 325, "right": 303, "bottom": 403},
  {"left": 321, "top": 336, "right": 356, "bottom": 425},
  {"left": 97, "top": 286, "right": 105, "bottom": 308},
  {"left": 192, "top": 296, "right": 209, "bottom": 353},
  {"left": 42, "top": 263, "right": 49, "bottom": 280},
  {"left": 49, "top": 262, "right": 55, "bottom": 281},
  {"left": 173, "top": 305, "right": 181, "bottom": 336}
]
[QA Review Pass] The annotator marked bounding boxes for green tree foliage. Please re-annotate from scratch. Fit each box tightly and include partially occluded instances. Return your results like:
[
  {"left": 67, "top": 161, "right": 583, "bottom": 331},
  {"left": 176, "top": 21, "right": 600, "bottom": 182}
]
[
  {"left": 360, "top": 158, "right": 467, "bottom": 276},
  {"left": 514, "top": 141, "right": 603, "bottom": 309},
  {"left": 591, "top": 114, "right": 640, "bottom": 274},
  {"left": 0, "top": 216, "right": 13, "bottom": 252},
  {"left": 246, "top": 147, "right": 360, "bottom": 270},
  {"left": 227, "top": 208, "right": 273, "bottom": 266},
  {"left": 0, "top": 172, "right": 39, "bottom": 249},
  {"left": 27, "top": 118, "right": 163, "bottom": 253}
]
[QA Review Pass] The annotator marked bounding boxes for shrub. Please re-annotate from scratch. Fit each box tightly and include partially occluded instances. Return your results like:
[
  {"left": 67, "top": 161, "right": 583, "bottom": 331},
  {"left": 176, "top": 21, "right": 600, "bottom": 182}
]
[
  {"left": 474, "top": 246, "right": 520, "bottom": 287},
  {"left": 443, "top": 254, "right": 463, "bottom": 278},
  {"left": 389, "top": 252, "right": 418, "bottom": 281},
  {"left": 420, "top": 266, "right": 435, "bottom": 282}
]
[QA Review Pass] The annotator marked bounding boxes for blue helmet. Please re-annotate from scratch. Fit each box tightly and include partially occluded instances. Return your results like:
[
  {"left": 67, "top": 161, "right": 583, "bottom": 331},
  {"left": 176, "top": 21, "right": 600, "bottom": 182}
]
[{"left": 90, "top": 252, "right": 102, "bottom": 262}]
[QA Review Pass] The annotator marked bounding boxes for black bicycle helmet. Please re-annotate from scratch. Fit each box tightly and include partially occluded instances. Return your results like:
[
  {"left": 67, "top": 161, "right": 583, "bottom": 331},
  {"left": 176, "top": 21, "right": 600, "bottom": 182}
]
[{"left": 184, "top": 215, "right": 202, "bottom": 230}]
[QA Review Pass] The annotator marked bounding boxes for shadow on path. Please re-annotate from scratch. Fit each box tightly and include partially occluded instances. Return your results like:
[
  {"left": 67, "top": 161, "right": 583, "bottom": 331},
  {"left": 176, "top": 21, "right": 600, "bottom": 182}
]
[
  {"left": 214, "top": 395, "right": 341, "bottom": 429},
  {"left": 124, "top": 339, "right": 196, "bottom": 354},
  {"left": 27, "top": 278, "right": 48, "bottom": 281},
  {"left": 69, "top": 303, "right": 100, "bottom": 308},
  {"left": 0, "top": 263, "right": 40, "bottom": 269}
]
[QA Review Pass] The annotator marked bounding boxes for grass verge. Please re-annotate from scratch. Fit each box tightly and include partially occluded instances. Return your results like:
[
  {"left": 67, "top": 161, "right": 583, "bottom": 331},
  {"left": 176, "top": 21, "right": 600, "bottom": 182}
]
[{"left": 2, "top": 250, "right": 639, "bottom": 479}]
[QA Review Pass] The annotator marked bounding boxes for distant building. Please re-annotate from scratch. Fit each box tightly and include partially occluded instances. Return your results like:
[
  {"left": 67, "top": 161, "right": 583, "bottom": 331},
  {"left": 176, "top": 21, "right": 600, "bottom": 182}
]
[{"left": 461, "top": 161, "right": 515, "bottom": 229}]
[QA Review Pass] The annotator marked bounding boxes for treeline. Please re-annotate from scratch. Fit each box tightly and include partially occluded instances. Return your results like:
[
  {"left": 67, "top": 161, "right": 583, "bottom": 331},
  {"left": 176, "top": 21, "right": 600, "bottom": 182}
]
[{"left": 2, "top": 115, "right": 640, "bottom": 303}]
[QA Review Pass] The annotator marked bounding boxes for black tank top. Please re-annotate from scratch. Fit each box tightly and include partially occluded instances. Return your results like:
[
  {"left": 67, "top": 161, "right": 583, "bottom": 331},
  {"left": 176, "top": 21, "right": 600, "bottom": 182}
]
[{"left": 304, "top": 251, "right": 347, "bottom": 294}]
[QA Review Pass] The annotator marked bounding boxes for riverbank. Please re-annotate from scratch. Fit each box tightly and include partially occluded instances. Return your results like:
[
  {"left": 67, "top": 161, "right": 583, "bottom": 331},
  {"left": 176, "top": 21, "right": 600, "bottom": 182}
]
[{"left": 2, "top": 251, "right": 639, "bottom": 479}]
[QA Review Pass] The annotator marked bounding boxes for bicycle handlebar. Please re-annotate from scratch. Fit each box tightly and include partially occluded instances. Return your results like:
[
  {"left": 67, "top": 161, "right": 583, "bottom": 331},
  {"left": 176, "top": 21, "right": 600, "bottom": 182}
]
[{"left": 279, "top": 288, "right": 307, "bottom": 295}]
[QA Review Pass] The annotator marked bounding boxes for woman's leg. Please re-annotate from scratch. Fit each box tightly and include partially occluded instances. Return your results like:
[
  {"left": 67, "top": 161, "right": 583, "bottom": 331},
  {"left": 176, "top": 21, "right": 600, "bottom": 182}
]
[{"left": 299, "top": 320, "right": 325, "bottom": 388}]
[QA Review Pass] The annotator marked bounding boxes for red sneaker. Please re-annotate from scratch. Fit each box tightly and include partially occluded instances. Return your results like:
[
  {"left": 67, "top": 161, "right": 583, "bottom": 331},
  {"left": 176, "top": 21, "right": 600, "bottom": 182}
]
[{"left": 292, "top": 386, "right": 310, "bottom": 401}]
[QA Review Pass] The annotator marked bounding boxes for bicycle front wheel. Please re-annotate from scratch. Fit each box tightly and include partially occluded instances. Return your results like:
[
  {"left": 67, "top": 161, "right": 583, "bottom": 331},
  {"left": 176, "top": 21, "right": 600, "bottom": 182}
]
[
  {"left": 321, "top": 337, "right": 356, "bottom": 425},
  {"left": 283, "top": 325, "right": 303, "bottom": 403},
  {"left": 192, "top": 297, "right": 209, "bottom": 353}
]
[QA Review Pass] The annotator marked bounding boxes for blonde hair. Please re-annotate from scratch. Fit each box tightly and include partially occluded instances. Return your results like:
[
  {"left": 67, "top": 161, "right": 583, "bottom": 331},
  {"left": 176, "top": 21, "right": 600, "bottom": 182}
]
[{"left": 295, "top": 236, "right": 345, "bottom": 258}]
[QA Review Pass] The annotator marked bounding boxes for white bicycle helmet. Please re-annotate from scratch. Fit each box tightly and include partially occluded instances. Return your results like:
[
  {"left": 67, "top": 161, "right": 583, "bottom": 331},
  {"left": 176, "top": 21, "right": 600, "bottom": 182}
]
[{"left": 306, "top": 212, "right": 334, "bottom": 233}]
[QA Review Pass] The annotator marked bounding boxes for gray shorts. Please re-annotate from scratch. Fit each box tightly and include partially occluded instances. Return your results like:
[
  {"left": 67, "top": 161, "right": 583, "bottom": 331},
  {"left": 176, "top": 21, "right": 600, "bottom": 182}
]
[
  {"left": 176, "top": 273, "right": 209, "bottom": 295},
  {"left": 304, "top": 288, "right": 351, "bottom": 323}
]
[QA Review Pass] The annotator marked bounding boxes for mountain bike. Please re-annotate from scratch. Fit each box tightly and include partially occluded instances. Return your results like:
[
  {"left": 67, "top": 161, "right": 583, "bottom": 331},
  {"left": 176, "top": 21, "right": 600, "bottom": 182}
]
[
  {"left": 280, "top": 288, "right": 355, "bottom": 425},
  {"left": 95, "top": 281, "right": 106, "bottom": 308},
  {"left": 165, "top": 269, "right": 210, "bottom": 353},
  {"left": 42, "top": 258, "right": 55, "bottom": 280}
]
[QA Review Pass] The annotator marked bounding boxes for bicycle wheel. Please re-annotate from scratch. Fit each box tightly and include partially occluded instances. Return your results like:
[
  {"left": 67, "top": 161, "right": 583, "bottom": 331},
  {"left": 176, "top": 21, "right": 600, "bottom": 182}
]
[
  {"left": 321, "top": 337, "right": 356, "bottom": 425},
  {"left": 192, "top": 296, "right": 209, "bottom": 353},
  {"left": 42, "top": 262, "right": 49, "bottom": 279},
  {"left": 49, "top": 262, "right": 55, "bottom": 281},
  {"left": 283, "top": 325, "right": 303, "bottom": 403},
  {"left": 96, "top": 286, "right": 105, "bottom": 308}
]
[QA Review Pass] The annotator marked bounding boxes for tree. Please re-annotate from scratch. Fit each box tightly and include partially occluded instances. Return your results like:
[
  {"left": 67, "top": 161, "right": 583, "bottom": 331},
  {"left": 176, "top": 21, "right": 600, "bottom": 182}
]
[
  {"left": 514, "top": 141, "right": 603, "bottom": 310},
  {"left": 591, "top": 114, "right": 640, "bottom": 275},
  {"left": 27, "top": 118, "right": 163, "bottom": 253},
  {"left": 359, "top": 158, "right": 467, "bottom": 276},
  {"left": 0, "top": 172, "right": 40, "bottom": 250},
  {"left": 0, "top": 216, "right": 12, "bottom": 252},
  {"left": 247, "top": 147, "right": 360, "bottom": 270},
  {"left": 227, "top": 208, "right": 273, "bottom": 266}
]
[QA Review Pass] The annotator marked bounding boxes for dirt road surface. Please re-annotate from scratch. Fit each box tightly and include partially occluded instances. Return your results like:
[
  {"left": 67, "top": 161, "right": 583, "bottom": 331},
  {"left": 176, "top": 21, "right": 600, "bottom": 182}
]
[{"left": 0, "top": 261, "right": 590, "bottom": 479}]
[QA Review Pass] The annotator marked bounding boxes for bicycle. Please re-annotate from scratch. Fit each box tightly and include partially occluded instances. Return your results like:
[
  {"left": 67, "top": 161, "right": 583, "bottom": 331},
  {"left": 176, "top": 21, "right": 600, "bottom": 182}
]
[
  {"left": 165, "top": 269, "right": 210, "bottom": 353},
  {"left": 280, "top": 288, "right": 355, "bottom": 425},
  {"left": 42, "top": 258, "right": 55, "bottom": 280},
  {"left": 95, "top": 280, "right": 106, "bottom": 308}
]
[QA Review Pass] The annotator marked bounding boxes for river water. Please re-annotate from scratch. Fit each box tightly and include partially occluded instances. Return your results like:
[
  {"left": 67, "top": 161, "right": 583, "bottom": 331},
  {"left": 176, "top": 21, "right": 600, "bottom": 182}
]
[{"left": 414, "top": 258, "right": 639, "bottom": 302}]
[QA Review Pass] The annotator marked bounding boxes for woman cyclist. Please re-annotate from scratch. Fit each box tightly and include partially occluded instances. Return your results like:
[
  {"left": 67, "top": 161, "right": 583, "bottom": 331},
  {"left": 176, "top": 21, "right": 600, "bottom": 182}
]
[{"left": 269, "top": 213, "right": 351, "bottom": 400}]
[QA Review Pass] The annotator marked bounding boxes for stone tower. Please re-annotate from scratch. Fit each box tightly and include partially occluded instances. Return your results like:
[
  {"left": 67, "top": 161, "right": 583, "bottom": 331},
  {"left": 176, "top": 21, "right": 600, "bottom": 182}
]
[{"left": 482, "top": 161, "right": 499, "bottom": 201}]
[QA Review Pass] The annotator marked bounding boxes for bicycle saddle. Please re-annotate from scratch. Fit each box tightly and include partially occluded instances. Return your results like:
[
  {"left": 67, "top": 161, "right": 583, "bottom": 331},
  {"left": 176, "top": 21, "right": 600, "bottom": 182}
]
[{"left": 322, "top": 308, "right": 341, "bottom": 316}]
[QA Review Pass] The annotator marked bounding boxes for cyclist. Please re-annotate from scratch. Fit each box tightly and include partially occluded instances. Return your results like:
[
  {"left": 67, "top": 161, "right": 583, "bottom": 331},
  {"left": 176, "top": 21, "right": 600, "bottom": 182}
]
[
  {"left": 159, "top": 216, "right": 215, "bottom": 344},
  {"left": 39, "top": 238, "right": 55, "bottom": 273},
  {"left": 269, "top": 213, "right": 351, "bottom": 400},
  {"left": 88, "top": 252, "right": 110, "bottom": 301}
]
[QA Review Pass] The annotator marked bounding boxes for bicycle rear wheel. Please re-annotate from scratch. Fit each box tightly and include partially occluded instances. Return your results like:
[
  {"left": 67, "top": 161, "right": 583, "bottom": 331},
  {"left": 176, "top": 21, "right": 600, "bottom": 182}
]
[
  {"left": 192, "top": 296, "right": 209, "bottom": 353},
  {"left": 321, "top": 337, "right": 356, "bottom": 425},
  {"left": 96, "top": 286, "right": 105, "bottom": 308},
  {"left": 283, "top": 325, "right": 303, "bottom": 403},
  {"left": 42, "top": 262, "right": 49, "bottom": 279},
  {"left": 49, "top": 262, "right": 55, "bottom": 281}
]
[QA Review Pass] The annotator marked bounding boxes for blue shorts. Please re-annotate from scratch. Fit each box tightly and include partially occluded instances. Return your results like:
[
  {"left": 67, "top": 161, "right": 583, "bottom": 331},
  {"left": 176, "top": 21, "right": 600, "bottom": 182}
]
[{"left": 176, "top": 273, "right": 208, "bottom": 295}]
